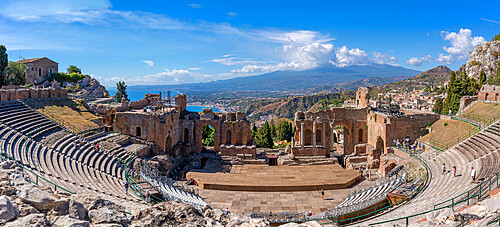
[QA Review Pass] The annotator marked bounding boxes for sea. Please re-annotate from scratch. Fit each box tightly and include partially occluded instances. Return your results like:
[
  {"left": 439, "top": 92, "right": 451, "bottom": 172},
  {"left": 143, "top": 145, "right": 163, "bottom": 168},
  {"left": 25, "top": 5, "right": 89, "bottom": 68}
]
[{"left": 107, "top": 89, "right": 221, "bottom": 113}]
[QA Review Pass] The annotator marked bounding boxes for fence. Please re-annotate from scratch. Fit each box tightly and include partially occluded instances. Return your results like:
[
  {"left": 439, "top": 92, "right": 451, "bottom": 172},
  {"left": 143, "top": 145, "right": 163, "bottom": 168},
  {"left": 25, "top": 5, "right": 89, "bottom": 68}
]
[
  {"left": 427, "top": 126, "right": 480, "bottom": 152},
  {"left": 123, "top": 154, "right": 163, "bottom": 204}
]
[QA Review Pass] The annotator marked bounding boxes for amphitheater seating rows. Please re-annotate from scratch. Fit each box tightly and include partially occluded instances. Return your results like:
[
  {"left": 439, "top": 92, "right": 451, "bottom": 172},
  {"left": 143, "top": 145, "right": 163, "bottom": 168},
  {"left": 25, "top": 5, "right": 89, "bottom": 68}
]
[
  {"left": 0, "top": 101, "right": 141, "bottom": 204},
  {"left": 357, "top": 120, "right": 500, "bottom": 225}
]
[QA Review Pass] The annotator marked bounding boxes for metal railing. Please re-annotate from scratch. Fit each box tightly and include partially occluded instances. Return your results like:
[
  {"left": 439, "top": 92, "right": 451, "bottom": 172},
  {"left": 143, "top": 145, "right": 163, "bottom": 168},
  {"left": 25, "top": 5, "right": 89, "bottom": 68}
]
[
  {"left": 123, "top": 154, "right": 163, "bottom": 204},
  {"left": 0, "top": 144, "right": 75, "bottom": 194},
  {"left": 427, "top": 126, "right": 480, "bottom": 152},
  {"left": 455, "top": 112, "right": 500, "bottom": 129}
]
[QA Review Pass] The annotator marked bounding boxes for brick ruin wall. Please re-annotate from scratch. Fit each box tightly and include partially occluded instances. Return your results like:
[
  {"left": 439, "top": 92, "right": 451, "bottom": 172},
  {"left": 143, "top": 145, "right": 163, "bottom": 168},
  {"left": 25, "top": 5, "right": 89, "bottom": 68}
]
[{"left": 0, "top": 87, "right": 67, "bottom": 102}]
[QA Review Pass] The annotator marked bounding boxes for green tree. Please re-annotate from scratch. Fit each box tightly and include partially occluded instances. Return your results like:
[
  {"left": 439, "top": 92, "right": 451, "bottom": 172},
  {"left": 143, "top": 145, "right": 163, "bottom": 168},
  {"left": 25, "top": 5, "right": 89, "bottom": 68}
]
[
  {"left": 0, "top": 45, "right": 7, "bottom": 87},
  {"left": 67, "top": 65, "right": 81, "bottom": 74},
  {"left": 254, "top": 121, "right": 273, "bottom": 148},
  {"left": 251, "top": 124, "right": 257, "bottom": 138},
  {"left": 4, "top": 62, "right": 28, "bottom": 85},
  {"left": 433, "top": 97, "right": 444, "bottom": 114},
  {"left": 493, "top": 34, "right": 500, "bottom": 41},
  {"left": 114, "top": 81, "right": 128, "bottom": 102},
  {"left": 269, "top": 119, "right": 276, "bottom": 139},
  {"left": 443, "top": 71, "right": 479, "bottom": 114},
  {"left": 201, "top": 125, "right": 215, "bottom": 147},
  {"left": 276, "top": 120, "right": 293, "bottom": 141},
  {"left": 479, "top": 70, "right": 486, "bottom": 86}
]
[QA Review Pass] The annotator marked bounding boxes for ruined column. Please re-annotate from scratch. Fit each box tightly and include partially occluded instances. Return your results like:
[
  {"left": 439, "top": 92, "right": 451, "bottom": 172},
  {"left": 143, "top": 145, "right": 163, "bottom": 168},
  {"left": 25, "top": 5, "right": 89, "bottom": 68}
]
[
  {"left": 313, "top": 120, "right": 317, "bottom": 149},
  {"left": 300, "top": 122, "right": 304, "bottom": 148},
  {"left": 322, "top": 122, "right": 326, "bottom": 148},
  {"left": 330, "top": 122, "right": 334, "bottom": 151}
]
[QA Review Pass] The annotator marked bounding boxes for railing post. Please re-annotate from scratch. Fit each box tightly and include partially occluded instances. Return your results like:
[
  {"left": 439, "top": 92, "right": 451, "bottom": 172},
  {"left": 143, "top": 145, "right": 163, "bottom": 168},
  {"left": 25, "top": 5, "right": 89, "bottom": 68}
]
[
  {"left": 36, "top": 175, "right": 38, "bottom": 185},
  {"left": 406, "top": 217, "right": 409, "bottom": 227},
  {"left": 479, "top": 184, "right": 482, "bottom": 200},
  {"left": 467, "top": 191, "right": 469, "bottom": 206},
  {"left": 451, "top": 198, "right": 454, "bottom": 208}
]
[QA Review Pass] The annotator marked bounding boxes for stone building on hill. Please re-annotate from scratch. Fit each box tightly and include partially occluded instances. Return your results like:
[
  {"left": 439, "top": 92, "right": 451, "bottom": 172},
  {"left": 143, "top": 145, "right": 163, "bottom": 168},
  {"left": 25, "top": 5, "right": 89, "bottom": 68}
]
[
  {"left": 17, "top": 57, "right": 58, "bottom": 85},
  {"left": 113, "top": 93, "right": 256, "bottom": 157}
]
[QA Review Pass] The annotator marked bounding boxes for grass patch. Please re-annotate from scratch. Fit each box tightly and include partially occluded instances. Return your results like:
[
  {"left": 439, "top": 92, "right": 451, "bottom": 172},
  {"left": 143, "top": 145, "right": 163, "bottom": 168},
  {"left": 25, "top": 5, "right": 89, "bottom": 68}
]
[
  {"left": 420, "top": 119, "right": 477, "bottom": 149},
  {"left": 35, "top": 98, "right": 100, "bottom": 133},
  {"left": 461, "top": 102, "right": 500, "bottom": 120}
]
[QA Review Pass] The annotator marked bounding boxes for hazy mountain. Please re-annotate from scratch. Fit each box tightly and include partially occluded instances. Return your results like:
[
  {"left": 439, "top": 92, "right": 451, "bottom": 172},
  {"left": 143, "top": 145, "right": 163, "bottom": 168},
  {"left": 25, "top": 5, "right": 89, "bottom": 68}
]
[{"left": 129, "top": 64, "right": 421, "bottom": 94}]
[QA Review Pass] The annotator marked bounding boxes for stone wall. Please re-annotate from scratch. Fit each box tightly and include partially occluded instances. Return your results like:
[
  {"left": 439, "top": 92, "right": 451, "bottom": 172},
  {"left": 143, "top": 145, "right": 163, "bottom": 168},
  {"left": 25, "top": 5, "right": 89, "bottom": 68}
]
[
  {"left": 0, "top": 87, "right": 67, "bottom": 102},
  {"left": 478, "top": 85, "right": 500, "bottom": 101},
  {"left": 21, "top": 58, "right": 58, "bottom": 84}
]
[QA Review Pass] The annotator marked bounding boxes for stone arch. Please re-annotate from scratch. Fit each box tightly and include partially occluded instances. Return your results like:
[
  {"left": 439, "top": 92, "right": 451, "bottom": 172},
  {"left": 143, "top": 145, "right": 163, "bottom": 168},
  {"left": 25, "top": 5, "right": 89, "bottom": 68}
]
[
  {"left": 376, "top": 136, "right": 384, "bottom": 151},
  {"left": 358, "top": 128, "right": 363, "bottom": 143},
  {"left": 136, "top": 127, "right": 142, "bottom": 137},
  {"left": 316, "top": 129, "right": 322, "bottom": 143},
  {"left": 225, "top": 130, "right": 232, "bottom": 145},
  {"left": 304, "top": 129, "right": 312, "bottom": 145},
  {"left": 485, "top": 93, "right": 490, "bottom": 100},
  {"left": 183, "top": 128, "right": 189, "bottom": 143},
  {"left": 496, "top": 93, "right": 499, "bottom": 101},
  {"left": 166, "top": 135, "right": 173, "bottom": 151}
]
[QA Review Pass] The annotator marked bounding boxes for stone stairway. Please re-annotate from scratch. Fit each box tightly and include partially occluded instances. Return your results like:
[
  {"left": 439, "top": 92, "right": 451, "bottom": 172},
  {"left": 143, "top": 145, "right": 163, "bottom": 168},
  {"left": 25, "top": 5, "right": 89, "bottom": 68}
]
[
  {"left": 0, "top": 101, "right": 147, "bottom": 212},
  {"left": 354, "top": 121, "right": 500, "bottom": 226}
]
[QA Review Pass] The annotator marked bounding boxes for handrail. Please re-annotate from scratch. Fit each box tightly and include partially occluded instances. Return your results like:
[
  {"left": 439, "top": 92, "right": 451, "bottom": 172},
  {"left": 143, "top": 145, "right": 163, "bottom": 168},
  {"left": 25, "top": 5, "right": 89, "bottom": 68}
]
[
  {"left": 0, "top": 144, "right": 75, "bottom": 194},
  {"left": 368, "top": 156, "right": 500, "bottom": 226},
  {"left": 487, "top": 216, "right": 500, "bottom": 226},
  {"left": 123, "top": 154, "right": 163, "bottom": 204},
  {"left": 456, "top": 109, "right": 500, "bottom": 129}
]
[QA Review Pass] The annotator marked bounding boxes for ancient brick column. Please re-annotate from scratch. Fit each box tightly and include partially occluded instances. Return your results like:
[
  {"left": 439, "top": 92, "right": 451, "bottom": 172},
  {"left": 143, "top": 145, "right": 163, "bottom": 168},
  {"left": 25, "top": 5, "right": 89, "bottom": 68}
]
[
  {"left": 330, "top": 122, "right": 334, "bottom": 151},
  {"left": 300, "top": 122, "right": 304, "bottom": 148},
  {"left": 322, "top": 121, "right": 326, "bottom": 148},
  {"left": 312, "top": 120, "right": 316, "bottom": 149}
]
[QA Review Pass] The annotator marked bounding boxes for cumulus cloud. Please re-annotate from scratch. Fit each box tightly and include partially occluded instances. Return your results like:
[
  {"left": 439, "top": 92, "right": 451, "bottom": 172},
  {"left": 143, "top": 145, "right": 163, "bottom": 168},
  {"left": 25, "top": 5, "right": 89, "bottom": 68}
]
[
  {"left": 441, "top": 28, "right": 485, "bottom": 60},
  {"left": 134, "top": 69, "right": 218, "bottom": 85},
  {"left": 188, "top": 3, "right": 201, "bottom": 8},
  {"left": 142, "top": 60, "right": 154, "bottom": 67},
  {"left": 406, "top": 55, "right": 432, "bottom": 66},
  {"left": 210, "top": 56, "right": 276, "bottom": 66},
  {"left": 332, "top": 46, "right": 369, "bottom": 67},
  {"left": 436, "top": 53, "right": 454, "bottom": 65}
]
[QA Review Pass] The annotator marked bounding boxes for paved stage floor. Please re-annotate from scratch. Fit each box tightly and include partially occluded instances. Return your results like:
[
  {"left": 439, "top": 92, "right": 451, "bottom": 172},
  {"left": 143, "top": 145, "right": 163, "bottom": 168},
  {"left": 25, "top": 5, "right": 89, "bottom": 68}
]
[{"left": 187, "top": 164, "right": 360, "bottom": 192}]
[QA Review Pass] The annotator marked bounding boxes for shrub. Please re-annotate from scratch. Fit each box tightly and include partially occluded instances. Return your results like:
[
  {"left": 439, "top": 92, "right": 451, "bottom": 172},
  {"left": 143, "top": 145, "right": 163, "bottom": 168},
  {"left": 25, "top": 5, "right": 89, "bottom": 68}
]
[
  {"left": 66, "top": 85, "right": 73, "bottom": 92},
  {"left": 49, "top": 72, "right": 85, "bottom": 83},
  {"left": 444, "top": 122, "right": 448, "bottom": 126},
  {"left": 74, "top": 84, "right": 81, "bottom": 91},
  {"left": 494, "top": 34, "right": 500, "bottom": 41}
]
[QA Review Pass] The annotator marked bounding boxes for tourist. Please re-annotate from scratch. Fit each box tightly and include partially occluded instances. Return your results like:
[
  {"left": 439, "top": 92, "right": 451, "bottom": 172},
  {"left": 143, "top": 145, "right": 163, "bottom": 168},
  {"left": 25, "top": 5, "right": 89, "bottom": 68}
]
[
  {"left": 321, "top": 189, "right": 325, "bottom": 200},
  {"left": 124, "top": 181, "right": 129, "bottom": 194},
  {"left": 452, "top": 166, "right": 457, "bottom": 177},
  {"left": 146, "top": 191, "right": 151, "bottom": 203},
  {"left": 442, "top": 163, "right": 446, "bottom": 175},
  {"left": 73, "top": 141, "right": 78, "bottom": 148},
  {"left": 225, "top": 208, "right": 230, "bottom": 214},
  {"left": 471, "top": 167, "right": 476, "bottom": 184}
]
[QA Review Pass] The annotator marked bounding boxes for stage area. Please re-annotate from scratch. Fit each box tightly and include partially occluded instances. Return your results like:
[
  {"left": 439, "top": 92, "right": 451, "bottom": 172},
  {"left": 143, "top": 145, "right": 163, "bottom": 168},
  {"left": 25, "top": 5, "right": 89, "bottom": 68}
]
[{"left": 187, "top": 164, "right": 360, "bottom": 192}]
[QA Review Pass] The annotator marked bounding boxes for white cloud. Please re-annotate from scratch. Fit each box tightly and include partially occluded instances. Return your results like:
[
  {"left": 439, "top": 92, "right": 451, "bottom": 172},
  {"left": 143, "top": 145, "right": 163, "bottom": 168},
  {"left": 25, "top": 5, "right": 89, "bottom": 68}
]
[
  {"left": 333, "top": 46, "right": 369, "bottom": 67},
  {"left": 480, "top": 18, "right": 500, "bottom": 25},
  {"left": 142, "top": 60, "right": 154, "bottom": 67},
  {"left": 441, "top": 28, "right": 485, "bottom": 60},
  {"left": 436, "top": 53, "right": 454, "bottom": 65},
  {"left": 371, "top": 51, "right": 399, "bottom": 66},
  {"left": 226, "top": 12, "right": 239, "bottom": 17},
  {"left": 0, "top": 0, "right": 111, "bottom": 20},
  {"left": 134, "top": 69, "right": 218, "bottom": 85},
  {"left": 188, "top": 3, "right": 201, "bottom": 8},
  {"left": 188, "top": 68, "right": 203, "bottom": 70},
  {"left": 406, "top": 55, "right": 432, "bottom": 66}
]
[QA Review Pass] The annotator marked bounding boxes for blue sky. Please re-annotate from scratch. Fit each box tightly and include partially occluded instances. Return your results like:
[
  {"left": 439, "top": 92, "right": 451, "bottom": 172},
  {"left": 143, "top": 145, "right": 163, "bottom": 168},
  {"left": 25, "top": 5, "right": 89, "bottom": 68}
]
[{"left": 0, "top": 0, "right": 499, "bottom": 87}]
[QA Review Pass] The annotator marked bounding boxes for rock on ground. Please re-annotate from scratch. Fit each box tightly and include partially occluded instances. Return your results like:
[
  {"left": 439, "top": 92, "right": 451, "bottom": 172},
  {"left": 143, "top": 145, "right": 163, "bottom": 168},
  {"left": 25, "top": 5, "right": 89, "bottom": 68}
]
[{"left": 0, "top": 195, "right": 19, "bottom": 224}]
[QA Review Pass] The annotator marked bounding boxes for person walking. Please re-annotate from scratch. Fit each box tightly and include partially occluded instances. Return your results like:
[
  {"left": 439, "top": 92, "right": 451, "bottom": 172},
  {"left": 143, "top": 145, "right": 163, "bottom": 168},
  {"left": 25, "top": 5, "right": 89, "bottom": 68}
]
[
  {"left": 442, "top": 163, "right": 446, "bottom": 175},
  {"left": 146, "top": 191, "right": 151, "bottom": 204},
  {"left": 124, "top": 181, "right": 129, "bottom": 194},
  {"left": 471, "top": 167, "right": 476, "bottom": 184},
  {"left": 321, "top": 189, "right": 325, "bottom": 200},
  {"left": 452, "top": 166, "right": 456, "bottom": 177}
]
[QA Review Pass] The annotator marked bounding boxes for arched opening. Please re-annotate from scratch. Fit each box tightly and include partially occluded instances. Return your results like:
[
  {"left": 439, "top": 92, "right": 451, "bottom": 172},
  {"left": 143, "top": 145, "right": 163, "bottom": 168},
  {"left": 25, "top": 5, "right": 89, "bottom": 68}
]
[
  {"left": 356, "top": 99, "right": 359, "bottom": 106},
  {"left": 316, "top": 129, "right": 322, "bottom": 144},
  {"left": 201, "top": 125, "right": 215, "bottom": 148},
  {"left": 304, "top": 129, "right": 312, "bottom": 145},
  {"left": 136, "top": 127, "right": 141, "bottom": 137},
  {"left": 38, "top": 68, "right": 42, "bottom": 77},
  {"left": 485, "top": 93, "right": 490, "bottom": 100},
  {"left": 358, "top": 129, "right": 363, "bottom": 143},
  {"left": 496, "top": 93, "right": 499, "bottom": 101},
  {"left": 225, "top": 130, "right": 232, "bottom": 145},
  {"left": 376, "top": 137, "right": 384, "bottom": 151},
  {"left": 166, "top": 135, "right": 172, "bottom": 151},
  {"left": 183, "top": 128, "right": 189, "bottom": 143}
]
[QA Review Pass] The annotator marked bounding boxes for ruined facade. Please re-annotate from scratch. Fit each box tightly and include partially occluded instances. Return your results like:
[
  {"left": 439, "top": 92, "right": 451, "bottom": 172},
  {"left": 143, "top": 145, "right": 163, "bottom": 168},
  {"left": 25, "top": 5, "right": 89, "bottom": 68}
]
[
  {"left": 17, "top": 57, "right": 58, "bottom": 84},
  {"left": 292, "top": 87, "right": 440, "bottom": 170},
  {"left": 0, "top": 87, "right": 67, "bottom": 102},
  {"left": 478, "top": 84, "right": 500, "bottom": 101},
  {"left": 114, "top": 94, "right": 255, "bottom": 157}
]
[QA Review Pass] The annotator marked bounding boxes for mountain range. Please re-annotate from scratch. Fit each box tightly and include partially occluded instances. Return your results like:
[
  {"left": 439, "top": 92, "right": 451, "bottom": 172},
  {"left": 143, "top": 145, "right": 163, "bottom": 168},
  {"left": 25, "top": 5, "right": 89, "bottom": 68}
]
[{"left": 129, "top": 64, "right": 421, "bottom": 96}]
